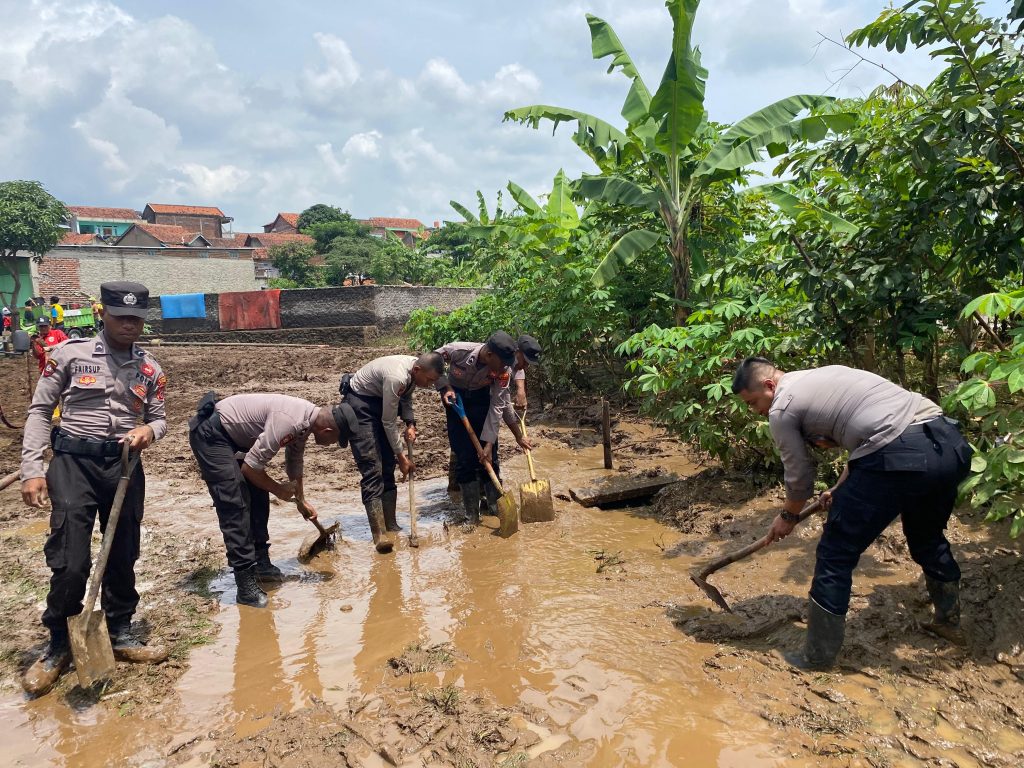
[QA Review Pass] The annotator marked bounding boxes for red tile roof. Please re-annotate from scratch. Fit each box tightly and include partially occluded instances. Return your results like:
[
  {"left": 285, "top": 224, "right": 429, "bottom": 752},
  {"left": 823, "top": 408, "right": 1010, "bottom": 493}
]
[
  {"left": 68, "top": 206, "right": 140, "bottom": 220},
  {"left": 246, "top": 232, "right": 314, "bottom": 247},
  {"left": 366, "top": 217, "right": 427, "bottom": 231},
  {"left": 126, "top": 223, "right": 208, "bottom": 246},
  {"left": 60, "top": 232, "right": 104, "bottom": 245},
  {"left": 263, "top": 212, "right": 301, "bottom": 229},
  {"left": 145, "top": 203, "right": 226, "bottom": 217},
  {"left": 206, "top": 237, "right": 254, "bottom": 248}
]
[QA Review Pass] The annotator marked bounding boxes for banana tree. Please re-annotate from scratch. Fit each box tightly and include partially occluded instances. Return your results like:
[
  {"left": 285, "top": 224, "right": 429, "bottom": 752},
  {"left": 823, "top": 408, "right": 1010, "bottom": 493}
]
[{"left": 505, "top": 0, "right": 854, "bottom": 323}]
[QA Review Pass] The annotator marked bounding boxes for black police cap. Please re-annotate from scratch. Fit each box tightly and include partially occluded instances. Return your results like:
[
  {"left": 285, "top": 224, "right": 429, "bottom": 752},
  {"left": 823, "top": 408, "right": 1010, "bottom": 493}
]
[
  {"left": 101, "top": 281, "right": 150, "bottom": 318},
  {"left": 517, "top": 334, "right": 542, "bottom": 364},
  {"left": 485, "top": 331, "right": 517, "bottom": 366}
]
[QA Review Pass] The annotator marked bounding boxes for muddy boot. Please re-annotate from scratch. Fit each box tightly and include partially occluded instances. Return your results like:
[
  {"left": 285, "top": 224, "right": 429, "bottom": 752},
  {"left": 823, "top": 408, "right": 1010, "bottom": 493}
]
[
  {"left": 447, "top": 453, "right": 461, "bottom": 498},
  {"left": 365, "top": 498, "right": 394, "bottom": 553},
  {"left": 784, "top": 598, "right": 846, "bottom": 671},
  {"left": 382, "top": 488, "right": 402, "bottom": 533},
  {"left": 234, "top": 564, "right": 268, "bottom": 608},
  {"left": 108, "top": 623, "right": 169, "bottom": 664},
  {"left": 22, "top": 631, "right": 71, "bottom": 696},
  {"left": 255, "top": 549, "right": 286, "bottom": 583},
  {"left": 483, "top": 482, "right": 500, "bottom": 517},
  {"left": 923, "top": 577, "right": 965, "bottom": 645},
  {"left": 460, "top": 481, "right": 482, "bottom": 525}
]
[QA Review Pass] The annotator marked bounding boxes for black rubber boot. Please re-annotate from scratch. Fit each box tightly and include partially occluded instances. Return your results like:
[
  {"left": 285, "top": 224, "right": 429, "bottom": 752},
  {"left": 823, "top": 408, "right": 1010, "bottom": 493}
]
[
  {"left": 365, "top": 498, "right": 394, "bottom": 553},
  {"left": 107, "top": 622, "right": 169, "bottom": 664},
  {"left": 923, "top": 577, "right": 965, "bottom": 644},
  {"left": 784, "top": 598, "right": 846, "bottom": 671},
  {"left": 381, "top": 488, "right": 402, "bottom": 532},
  {"left": 22, "top": 630, "right": 71, "bottom": 695},
  {"left": 483, "top": 482, "right": 500, "bottom": 517},
  {"left": 255, "top": 549, "right": 286, "bottom": 583},
  {"left": 234, "top": 564, "right": 268, "bottom": 608},
  {"left": 460, "top": 481, "right": 482, "bottom": 525}
]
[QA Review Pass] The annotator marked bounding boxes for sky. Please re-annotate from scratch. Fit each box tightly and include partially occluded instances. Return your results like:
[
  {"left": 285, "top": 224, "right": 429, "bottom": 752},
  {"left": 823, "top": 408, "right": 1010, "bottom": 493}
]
[{"left": 0, "top": 0, "right": 1013, "bottom": 232}]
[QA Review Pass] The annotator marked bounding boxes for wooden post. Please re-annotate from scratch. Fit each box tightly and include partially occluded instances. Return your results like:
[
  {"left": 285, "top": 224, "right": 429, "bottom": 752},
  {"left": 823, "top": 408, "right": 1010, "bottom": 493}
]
[{"left": 602, "top": 398, "right": 613, "bottom": 469}]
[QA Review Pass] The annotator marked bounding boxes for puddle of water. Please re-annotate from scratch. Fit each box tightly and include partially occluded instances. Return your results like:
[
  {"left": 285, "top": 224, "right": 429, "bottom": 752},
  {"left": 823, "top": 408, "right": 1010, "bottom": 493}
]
[{"left": 4, "top": 439, "right": 802, "bottom": 767}]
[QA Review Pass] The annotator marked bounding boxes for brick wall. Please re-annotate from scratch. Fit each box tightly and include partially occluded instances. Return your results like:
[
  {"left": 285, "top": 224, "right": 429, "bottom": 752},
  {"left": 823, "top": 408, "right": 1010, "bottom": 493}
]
[
  {"left": 145, "top": 293, "right": 220, "bottom": 334},
  {"left": 373, "top": 286, "right": 488, "bottom": 330},
  {"left": 279, "top": 286, "right": 378, "bottom": 328},
  {"left": 36, "top": 257, "right": 86, "bottom": 302},
  {"left": 44, "top": 246, "right": 259, "bottom": 298}
]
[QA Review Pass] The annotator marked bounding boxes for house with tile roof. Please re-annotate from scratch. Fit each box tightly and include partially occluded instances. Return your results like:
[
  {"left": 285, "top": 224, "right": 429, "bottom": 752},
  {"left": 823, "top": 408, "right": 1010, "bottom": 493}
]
[
  {"left": 68, "top": 206, "right": 141, "bottom": 238},
  {"left": 263, "top": 212, "right": 300, "bottom": 234},
  {"left": 361, "top": 217, "right": 434, "bottom": 247},
  {"left": 115, "top": 223, "right": 211, "bottom": 248},
  {"left": 244, "top": 232, "right": 315, "bottom": 280},
  {"left": 141, "top": 203, "right": 232, "bottom": 239}
]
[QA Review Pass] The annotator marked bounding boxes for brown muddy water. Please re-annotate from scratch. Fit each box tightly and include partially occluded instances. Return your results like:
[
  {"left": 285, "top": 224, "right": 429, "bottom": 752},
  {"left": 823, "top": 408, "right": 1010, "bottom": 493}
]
[{"left": 2, "top": 437, "right": 803, "bottom": 767}]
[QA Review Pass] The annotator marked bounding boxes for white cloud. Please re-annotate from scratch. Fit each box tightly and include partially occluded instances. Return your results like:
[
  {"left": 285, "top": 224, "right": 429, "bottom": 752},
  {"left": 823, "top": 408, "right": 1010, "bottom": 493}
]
[
  {"left": 303, "top": 32, "right": 360, "bottom": 103},
  {"left": 391, "top": 128, "right": 455, "bottom": 174},
  {"left": 420, "top": 58, "right": 472, "bottom": 101},
  {"left": 343, "top": 130, "right": 383, "bottom": 159},
  {"left": 177, "top": 163, "right": 250, "bottom": 198}
]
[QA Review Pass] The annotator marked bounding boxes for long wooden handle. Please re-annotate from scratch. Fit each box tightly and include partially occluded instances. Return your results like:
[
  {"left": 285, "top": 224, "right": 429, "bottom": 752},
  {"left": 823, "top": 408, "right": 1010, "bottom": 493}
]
[
  {"left": 518, "top": 409, "right": 538, "bottom": 482},
  {"left": 460, "top": 415, "right": 504, "bottom": 493},
  {"left": 296, "top": 493, "right": 329, "bottom": 535},
  {"left": 83, "top": 443, "right": 139, "bottom": 615},
  {"left": 1, "top": 470, "right": 20, "bottom": 492},
  {"left": 407, "top": 439, "right": 417, "bottom": 538},
  {"left": 696, "top": 497, "right": 824, "bottom": 580}
]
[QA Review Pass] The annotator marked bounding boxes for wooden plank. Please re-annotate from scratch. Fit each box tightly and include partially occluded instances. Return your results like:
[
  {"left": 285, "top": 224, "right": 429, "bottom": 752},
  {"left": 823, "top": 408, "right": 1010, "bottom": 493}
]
[
  {"left": 568, "top": 473, "right": 680, "bottom": 508},
  {"left": 602, "top": 399, "right": 613, "bottom": 469}
]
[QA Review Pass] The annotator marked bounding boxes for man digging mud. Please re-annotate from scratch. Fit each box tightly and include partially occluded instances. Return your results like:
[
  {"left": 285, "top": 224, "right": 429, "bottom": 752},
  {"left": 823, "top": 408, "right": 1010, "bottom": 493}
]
[
  {"left": 339, "top": 352, "right": 444, "bottom": 552},
  {"left": 20, "top": 281, "right": 169, "bottom": 696},
  {"left": 188, "top": 393, "right": 347, "bottom": 607},
  {"left": 435, "top": 332, "right": 532, "bottom": 524},
  {"left": 732, "top": 357, "right": 973, "bottom": 670}
]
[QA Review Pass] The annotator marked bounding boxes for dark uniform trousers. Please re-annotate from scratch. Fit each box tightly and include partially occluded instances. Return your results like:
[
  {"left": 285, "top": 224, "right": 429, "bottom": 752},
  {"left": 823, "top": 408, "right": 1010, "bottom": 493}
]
[
  {"left": 189, "top": 414, "right": 270, "bottom": 571},
  {"left": 811, "top": 417, "right": 972, "bottom": 615},
  {"left": 43, "top": 451, "right": 145, "bottom": 636},
  {"left": 347, "top": 389, "right": 398, "bottom": 505},
  {"left": 446, "top": 386, "right": 500, "bottom": 486}
]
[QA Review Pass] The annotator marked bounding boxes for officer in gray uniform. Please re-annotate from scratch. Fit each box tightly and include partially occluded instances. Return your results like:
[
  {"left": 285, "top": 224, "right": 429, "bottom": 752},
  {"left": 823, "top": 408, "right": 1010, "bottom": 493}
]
[
  {"left": 732, "top": 357, "right": 972, "bottom": 670},
  {"left": 20, "top": 281, "right": 168, "bottom": 696},
  {"left": 435, "top": 332, "right": 532, "bottom": 523},
  {"left": 513, "top": 334, "right": 542, "bottom": 409},
  {"left": 189, "top": 393, "right": 347, "bottom": 607},
  {"left": 340, "top": 353, "right": 445, "bottom": 552}
]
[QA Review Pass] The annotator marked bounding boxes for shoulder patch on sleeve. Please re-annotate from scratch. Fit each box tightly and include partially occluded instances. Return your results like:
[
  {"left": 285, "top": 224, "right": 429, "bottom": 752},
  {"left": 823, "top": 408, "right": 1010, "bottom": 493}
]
[{"left": 770, "top": 392, "right": 795, "bottom": 415}]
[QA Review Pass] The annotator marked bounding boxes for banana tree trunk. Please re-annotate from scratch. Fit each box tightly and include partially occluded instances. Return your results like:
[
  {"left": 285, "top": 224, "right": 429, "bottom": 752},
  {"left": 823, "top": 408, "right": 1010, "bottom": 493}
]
[{"left": 666, "top": 217, "right": 690, "bottom": 326}]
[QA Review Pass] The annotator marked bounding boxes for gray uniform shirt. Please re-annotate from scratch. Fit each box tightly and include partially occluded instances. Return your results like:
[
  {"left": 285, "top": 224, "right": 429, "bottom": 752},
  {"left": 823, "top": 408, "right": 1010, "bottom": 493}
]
[
  {"left": 349, "top": 355, "right": 416, "bottom": 456},
  {"left": 215, "top": 394, "right": 319, "bottom": 479},
  {"left": 770, "top": 366, "right": 943, "bottom": 501},
  {"left": 21, "top": 333, "right": 167, "bottom": 479},
  {"left": 434, "top": 342, "right": 516, "bottom": 444}
]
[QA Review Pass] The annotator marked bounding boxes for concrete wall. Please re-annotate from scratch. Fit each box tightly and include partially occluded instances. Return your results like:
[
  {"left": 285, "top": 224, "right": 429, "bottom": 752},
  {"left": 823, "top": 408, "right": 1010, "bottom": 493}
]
[
  {"left": 373, "top": 286, "right": 488, "bottom": 330},
  {"left": 279, "top": 286, "right": 377, "bottom": 328},
  {"left": 43, "top": 246, "right": 259, "bottom": 298},
  {"left": 146, "top": 293, "right": 220, "bottom": 334}
]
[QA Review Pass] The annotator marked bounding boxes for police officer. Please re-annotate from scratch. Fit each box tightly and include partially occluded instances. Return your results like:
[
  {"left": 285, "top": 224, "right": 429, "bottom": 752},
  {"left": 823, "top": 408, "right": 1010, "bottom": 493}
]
[
  {"left": 513, "top": 334, "right": 542, "bottom": 409},
  {"left": 20, "top": 281, "right": 167, "bottom": 696},
  {"left": 189, "top": 393, "right": 346, "bottom": 607},
  {"left": 732, "top": 357, "right": 972, "bottom": 670},
  {"left": 340, "top": 353, "right": 445, "bottom": 552},
  {"left": 436, "top": 332, "right": 532, "bottom": 524}
]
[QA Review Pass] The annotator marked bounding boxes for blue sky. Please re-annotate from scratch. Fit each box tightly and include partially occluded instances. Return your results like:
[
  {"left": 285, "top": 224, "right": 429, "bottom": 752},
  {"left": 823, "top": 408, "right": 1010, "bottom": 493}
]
[{"left": 0, "top": 0, "right": 1012, "bottom": 232}]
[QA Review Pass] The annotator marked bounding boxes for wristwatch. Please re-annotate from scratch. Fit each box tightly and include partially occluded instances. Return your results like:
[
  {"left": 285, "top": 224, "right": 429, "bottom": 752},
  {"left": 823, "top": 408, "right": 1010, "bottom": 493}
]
[{"left": 779, "top": 510, "right": 801, "bottom": 524}]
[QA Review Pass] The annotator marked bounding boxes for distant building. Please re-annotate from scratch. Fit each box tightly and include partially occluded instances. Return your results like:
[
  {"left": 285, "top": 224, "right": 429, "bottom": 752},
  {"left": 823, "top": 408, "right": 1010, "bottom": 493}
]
[
  {"left": 244, "top": 232, "right": 315, "bottom": 281},
  {"left": 115, "top": 223, "right": 211, "bottom": 248},
  {"left": 141, "top": 204, "right": 232, "bottom": 239},
  {"left": 263, "top": 212, "right": 300, "bottom": 234},
  {"left": 362, "top": 217, "right": 433, "bottom": 248},
  {"left": 68, "top": 206, "right": 141, "bottom": 238}
]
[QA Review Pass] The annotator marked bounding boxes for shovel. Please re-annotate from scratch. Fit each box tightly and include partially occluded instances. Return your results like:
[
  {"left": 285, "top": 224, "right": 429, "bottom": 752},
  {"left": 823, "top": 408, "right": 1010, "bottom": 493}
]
[
  {"left": 68, "top": 442, "right": 139, "bottom": 688},
  {"left": 296, "top": 497, "right": 341, "bottom": 563},
  {"left": 406, "top": 438, "right": 419, "bottom": 548},
  {"left": 451, "top": 394, "right": 518, "bottom": 538},
  {"left": 1, "top": 470, "right": 20, "bottom": 491},
  {"left": 516, "top": 409, "right": 554, "bottom": 523},
  {"left": 690, "top": 496, "right": 825, "bottom": 613}
]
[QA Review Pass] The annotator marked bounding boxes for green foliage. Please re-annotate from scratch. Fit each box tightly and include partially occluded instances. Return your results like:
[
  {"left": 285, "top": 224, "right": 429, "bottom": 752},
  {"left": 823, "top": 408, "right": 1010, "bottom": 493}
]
[
  {"left": 269, "top": 242, "right": 321, "bottom": 286},
  {"left": 307, "top": 216, "right": 369, "bottom": 253},
  {"left": 0, "top": 180, "right": 68, "bottom": 318},
  {"left": 946, "top": 290, "right": 1024, "bottom": 537},
  {"left": 297, "top": 203, "right": 348, "bottom": 232},
  {"left": 324, "top": 236, "right": 377, "bottom": 285}
]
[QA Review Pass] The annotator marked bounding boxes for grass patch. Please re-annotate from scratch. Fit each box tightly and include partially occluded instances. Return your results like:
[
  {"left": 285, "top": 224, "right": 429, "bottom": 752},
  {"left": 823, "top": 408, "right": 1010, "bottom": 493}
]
[
  {"left": 420, "top": 684, "right": 461, "bottom": 716},
  {"left": 587, "top": 549, "right": 626, "bottom": 573},
  {"left": 170, "top": 601, "right": 216, "bottom": 660},
  {"left": 185, "top": 564, "right": 220, "bottom": 600}
]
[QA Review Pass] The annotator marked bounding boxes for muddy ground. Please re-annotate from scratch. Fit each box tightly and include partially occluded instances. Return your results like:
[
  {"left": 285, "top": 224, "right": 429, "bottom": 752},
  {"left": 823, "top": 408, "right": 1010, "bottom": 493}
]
[{"left": 1, "top": 345, "right": 1022, "bottom": 767}]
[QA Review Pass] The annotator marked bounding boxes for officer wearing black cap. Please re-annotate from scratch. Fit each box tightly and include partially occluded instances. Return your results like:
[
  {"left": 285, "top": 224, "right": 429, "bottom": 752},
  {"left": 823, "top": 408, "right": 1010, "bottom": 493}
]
[
  {"left": 20, "top": 281, "right": 168, "bottom": 696},
  {"left": 434, "top": 332, "right": 532, "bottom": 523},
  {"left": 188, "top": 392, "right": 348, "bottom": 607},
  {"left": 513, "top": 334, "right": 542, "bottom": 409}
]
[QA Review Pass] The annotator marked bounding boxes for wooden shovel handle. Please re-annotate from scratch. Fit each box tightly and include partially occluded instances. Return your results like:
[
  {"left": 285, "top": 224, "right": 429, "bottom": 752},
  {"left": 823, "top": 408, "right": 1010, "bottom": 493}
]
[
  {"left": 406, "top": 439, "right": 417, "bottom": 539},
  {"left": 695, "top": 496, "right": 824, "bottom": 580},
  {"left": 82, "top": 442, "right": 139, "bottom": 616},
  {"left": 517, "top": 408, "right": 538, "bottom": 483},
  {"left": 459, "top": 415, "right": 504, "bottom": 493},
  {"left": 295, "top": 493, "right": 330, "bottom": 535},
  {"left": 1, "top": 470, "right": 20, "bottom": 492}
]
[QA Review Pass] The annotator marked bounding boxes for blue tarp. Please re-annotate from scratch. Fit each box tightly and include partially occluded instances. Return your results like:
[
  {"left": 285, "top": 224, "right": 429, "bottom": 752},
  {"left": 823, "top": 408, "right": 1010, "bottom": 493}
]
[{"left": 161, "top": 293, "right": 207, "bottom": 319}]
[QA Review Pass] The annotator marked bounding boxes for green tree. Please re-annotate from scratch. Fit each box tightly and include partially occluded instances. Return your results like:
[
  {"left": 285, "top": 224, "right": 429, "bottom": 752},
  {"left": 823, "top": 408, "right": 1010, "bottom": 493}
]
[
  {"left": 269, "top": 242, "right": 321, "bottom": 286},
  {"left": 0, "top": 180, "right": 68, "bottom": 327},
  {"left": 307, "top": 216, "right": 369, "bottom": 253},
  {"left": 324, "top": 236, "right": 376, "bottom": 285},
  {"left": 505, "top": 0, "right": 853, "bottom": 323},
  {"left": 297, "top": 203, "right": 348, "bottom": 232}
]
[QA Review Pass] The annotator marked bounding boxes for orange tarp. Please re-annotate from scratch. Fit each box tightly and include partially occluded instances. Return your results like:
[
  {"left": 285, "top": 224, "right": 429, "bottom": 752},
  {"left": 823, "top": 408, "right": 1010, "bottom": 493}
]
[{"left": 218, "top": 289, "right": 281, "bottom": 331}]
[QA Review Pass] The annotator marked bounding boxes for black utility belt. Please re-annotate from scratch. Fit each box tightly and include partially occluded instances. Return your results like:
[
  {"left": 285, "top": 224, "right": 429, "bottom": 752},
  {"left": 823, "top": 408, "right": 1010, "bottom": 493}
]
[{"left": 51, "top": 428, "right": 123, "bottom": 457}]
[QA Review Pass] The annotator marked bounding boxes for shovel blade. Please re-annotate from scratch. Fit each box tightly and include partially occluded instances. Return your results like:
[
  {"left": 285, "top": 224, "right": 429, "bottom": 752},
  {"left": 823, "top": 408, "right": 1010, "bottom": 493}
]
[
  {"left": 297, "top": 520, "right": 340, "bottom": 563},
  {"left": 689, "top": 574, "right": 733, "bottom": 613},
  {"left": 496, "top": 493, "right": 518, "bottom": 538},
  {"left": 519, "top": 479, "right": 555, "bottom": 523},
  {"left": 67, "top": 609, "right": 116, "bottom": 688}
]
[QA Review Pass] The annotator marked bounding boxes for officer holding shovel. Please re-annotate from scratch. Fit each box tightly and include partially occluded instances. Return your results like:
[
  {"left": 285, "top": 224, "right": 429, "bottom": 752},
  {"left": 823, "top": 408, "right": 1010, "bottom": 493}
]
[
  {"left": 189, "top": 393, "right": 350, "bottom": 607},
  {"left": 436, "top": 332, "right": 532, "bottom": 524},
  {"left": 20, "top": 281, "right": 168, "bottom": 696},
  {"left": 731, "top": 357, "right": 972, "bottom": 670},
  {"left": 339, "top": 353, "right": 445, "bottom": 553}
]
